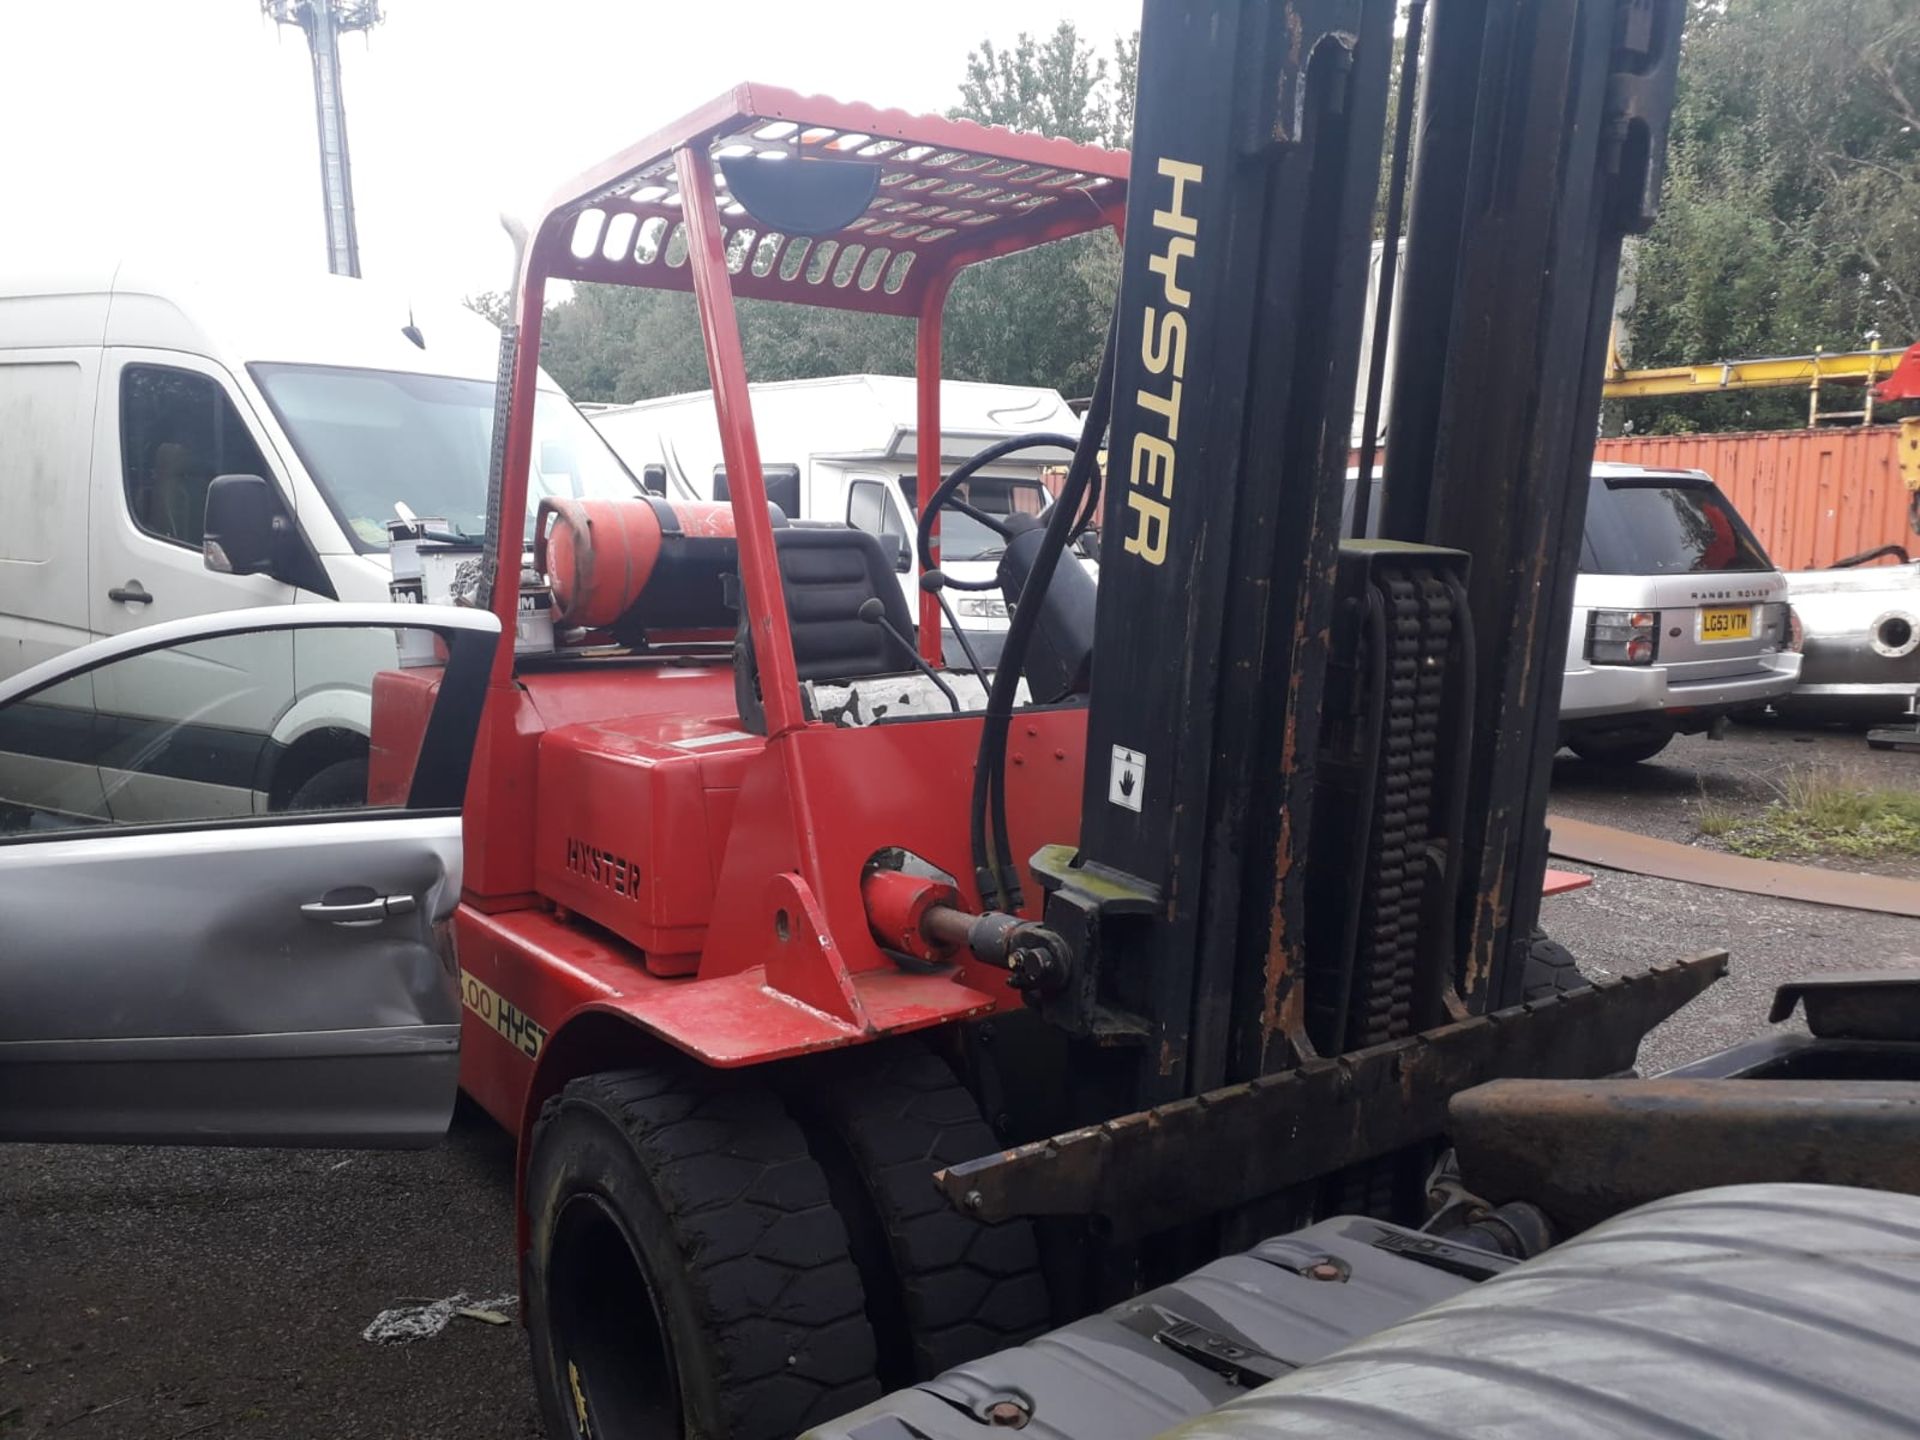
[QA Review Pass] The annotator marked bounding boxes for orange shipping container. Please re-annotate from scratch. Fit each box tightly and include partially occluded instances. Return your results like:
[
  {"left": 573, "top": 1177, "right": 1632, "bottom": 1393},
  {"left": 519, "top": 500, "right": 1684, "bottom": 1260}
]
[{"left": 1593, "top": 426, "right": 1913, "bottom": 571}]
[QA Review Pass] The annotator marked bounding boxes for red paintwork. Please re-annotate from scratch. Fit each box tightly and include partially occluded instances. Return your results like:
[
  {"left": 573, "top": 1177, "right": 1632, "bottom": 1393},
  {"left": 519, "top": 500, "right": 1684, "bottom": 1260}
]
[
  {"left": 369, "top": 666, "right": 437, "bottom": 806},
  {"left": 1877, "top": 340, "right": 1920, "bottom": 402},
  {"left": 430, "top": 87, "right": 1126, "bottom": 1169},
  {"left": 677, "top": 144, "right": 808, "bottom": 738},
  {"left": 861, "top": 869, "right": 960, "bottom": 964},
  {"left": 536, "top": 496, "right": 728, "bottom": 628},
  {"left": 536, "top": 82, "right": 1129, "bottom": 319},
  {"left": 914, "top": 275, "right": 952, "bottom": 664},
  {"left": 1541, "top": 868, "right": 1594, "bottom": 898}
]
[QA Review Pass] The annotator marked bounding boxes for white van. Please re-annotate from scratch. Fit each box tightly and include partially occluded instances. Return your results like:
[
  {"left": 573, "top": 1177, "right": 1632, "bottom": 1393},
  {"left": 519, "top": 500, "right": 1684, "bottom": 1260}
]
[
  {"left": 0, "top": 262, "right": 637, "bottom": 806},
  {"left": 591, "top": 375, "right": 1083, "bottom": 665}
]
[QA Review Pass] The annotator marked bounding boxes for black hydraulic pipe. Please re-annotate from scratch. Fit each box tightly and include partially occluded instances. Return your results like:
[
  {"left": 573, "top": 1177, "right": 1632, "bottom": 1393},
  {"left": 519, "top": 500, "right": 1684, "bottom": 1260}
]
[{"left": 970, "top": 312, "right": 1119, "bottom": 909}]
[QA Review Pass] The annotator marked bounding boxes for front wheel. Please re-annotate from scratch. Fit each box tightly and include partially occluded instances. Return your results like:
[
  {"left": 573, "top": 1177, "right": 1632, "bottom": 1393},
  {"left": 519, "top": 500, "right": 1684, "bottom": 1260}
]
[
  {"left": 285, "top": 756, "right": 369, "bottom": 810},
  {"left": 524, "top": 1065, "right": 881, "bottom": 1440},
  {"left": 1521, "top": 928, "right": 1589, "bottom": 1001},
  {"left": 787, "top": 1043, "right": 1050, "bottom": 1386}
]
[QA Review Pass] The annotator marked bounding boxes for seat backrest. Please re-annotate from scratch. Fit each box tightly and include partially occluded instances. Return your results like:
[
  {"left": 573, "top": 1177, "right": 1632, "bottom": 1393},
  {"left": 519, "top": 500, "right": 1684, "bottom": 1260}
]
[
  {"left": 733, "top": 524, "right": 919, "bottom": 730},
  {"left": 775, "top": 525, "right": 917, "bottom": 681}
]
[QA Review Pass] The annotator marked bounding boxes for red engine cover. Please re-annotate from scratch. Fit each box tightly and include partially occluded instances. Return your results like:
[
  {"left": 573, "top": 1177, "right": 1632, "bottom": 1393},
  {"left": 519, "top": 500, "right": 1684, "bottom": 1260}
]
[{"left": 532, "top": 711, "right": 761, "bottom": 975}]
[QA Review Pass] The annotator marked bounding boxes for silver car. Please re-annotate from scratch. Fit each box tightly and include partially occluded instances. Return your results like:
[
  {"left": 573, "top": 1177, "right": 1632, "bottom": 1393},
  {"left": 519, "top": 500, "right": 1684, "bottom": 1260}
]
[
  {"left": 0, "top": 603, "right": 497, "bottom": 1145},
  {"left": 1559, "top": 464, "right": 1801, "bottom": 765},
  {"left": 1779, "top": 555, "right": 1920, "bottom": 722}
]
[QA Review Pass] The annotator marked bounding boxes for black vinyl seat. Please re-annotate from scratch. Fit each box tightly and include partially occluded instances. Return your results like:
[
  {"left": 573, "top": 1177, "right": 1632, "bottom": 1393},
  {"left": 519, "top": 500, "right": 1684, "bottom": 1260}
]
[{"left": 733, "top": 524, "right": 919, "bottom": 731}]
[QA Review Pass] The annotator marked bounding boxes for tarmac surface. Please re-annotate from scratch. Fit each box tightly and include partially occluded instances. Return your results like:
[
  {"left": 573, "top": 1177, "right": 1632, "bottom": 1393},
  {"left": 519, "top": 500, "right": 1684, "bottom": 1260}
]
[{"left": 4, "top": 725, "right": 1916, "bottom": 1438}]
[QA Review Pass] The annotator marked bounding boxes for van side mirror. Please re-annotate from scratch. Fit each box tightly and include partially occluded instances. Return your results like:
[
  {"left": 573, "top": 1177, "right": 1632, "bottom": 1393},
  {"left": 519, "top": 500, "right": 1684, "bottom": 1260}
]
[
  {"left": 202, "top": 474, "right": 335, "bottom": 596},
  {"left": 887, "top": 533, "right": 912, "bottom": 573},
  {"left": 203, "top": 474, "right": 284, "bottom": 576}
]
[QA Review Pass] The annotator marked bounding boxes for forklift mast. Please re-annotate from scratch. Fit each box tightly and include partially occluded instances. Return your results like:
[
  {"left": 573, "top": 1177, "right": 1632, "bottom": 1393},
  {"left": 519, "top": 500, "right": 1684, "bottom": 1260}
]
[{"left": 1042, "top": 0, "right": 1681, "bottom": 1118}]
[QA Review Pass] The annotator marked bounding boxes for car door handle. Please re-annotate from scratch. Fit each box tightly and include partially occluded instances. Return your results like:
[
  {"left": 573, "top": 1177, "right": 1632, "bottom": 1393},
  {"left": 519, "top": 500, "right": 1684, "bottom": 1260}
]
[
  {"left": 107, "top": 580, "right": 152, "bottom": 605},
  {"left": 300, "top": 892, "right": 419, "bottom": 924}
]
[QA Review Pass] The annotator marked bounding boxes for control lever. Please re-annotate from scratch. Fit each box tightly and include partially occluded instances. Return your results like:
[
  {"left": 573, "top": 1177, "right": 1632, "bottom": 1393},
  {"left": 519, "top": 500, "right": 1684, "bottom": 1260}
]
[
  {"left": 920, "top": 570, "right": 991, "bottom": 691},
  {"left": 857, "top": 597, "right": 960, "bottom": 713}
]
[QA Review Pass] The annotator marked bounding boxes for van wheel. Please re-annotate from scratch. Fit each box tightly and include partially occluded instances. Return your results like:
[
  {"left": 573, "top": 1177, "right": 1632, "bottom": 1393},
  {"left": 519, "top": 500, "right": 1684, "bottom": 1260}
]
[
  {"left": 788, "top": 1043, "right": 1050, "bottom": 1386},
  {"left": 524, "top": 1065, "right": 880, "bottom": 1440},
  {"left": 285, "top": 757, "right": 369, "bottom": 810},
  {"left": 1567, "top": 732, "right": 1671, "bottom": 765}
]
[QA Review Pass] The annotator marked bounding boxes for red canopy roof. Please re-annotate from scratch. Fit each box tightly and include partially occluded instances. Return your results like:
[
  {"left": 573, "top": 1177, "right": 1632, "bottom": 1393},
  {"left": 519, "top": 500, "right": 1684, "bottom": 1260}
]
[{"left": 529, "top": 83, "right": 1130, "bottom": 318}]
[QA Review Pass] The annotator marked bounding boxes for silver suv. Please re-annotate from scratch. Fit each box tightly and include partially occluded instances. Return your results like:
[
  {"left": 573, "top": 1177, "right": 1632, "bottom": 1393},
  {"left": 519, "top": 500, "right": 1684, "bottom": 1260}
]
[{"left": 1559, "top": 464, "right": 1800, "bottom": 764}]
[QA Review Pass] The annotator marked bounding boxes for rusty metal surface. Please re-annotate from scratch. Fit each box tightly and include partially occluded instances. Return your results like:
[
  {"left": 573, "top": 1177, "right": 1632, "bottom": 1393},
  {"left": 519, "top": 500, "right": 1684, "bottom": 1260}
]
[
  {"left": 1452, "top": 1077, "right": 1920, "bottom": 1232},
  {"left": 1769, "top": 971, "right": 1920, "bottom": 1041},
  {"left": 1548, "top": 812, "right": 1920, "bottom": 918},
  {"left": 937, "top": 953, "right": 1725, "bottom": 1234},
  {"left": 1593, "top": 426, "right": 1914, "bottom": 571}
]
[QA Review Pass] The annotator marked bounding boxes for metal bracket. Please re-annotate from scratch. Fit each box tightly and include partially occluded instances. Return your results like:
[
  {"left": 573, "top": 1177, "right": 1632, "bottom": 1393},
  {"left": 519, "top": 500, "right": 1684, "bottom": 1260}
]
[
  {"left": 1768, "top": 971, "right": 1920, "bottom": 1042},
  {"left": 1029, "top": 842, "right": 1158, "bottom": 1042},
  {"left": 1125, "top": 1305, "right": 1296, "bottom": 1389}
]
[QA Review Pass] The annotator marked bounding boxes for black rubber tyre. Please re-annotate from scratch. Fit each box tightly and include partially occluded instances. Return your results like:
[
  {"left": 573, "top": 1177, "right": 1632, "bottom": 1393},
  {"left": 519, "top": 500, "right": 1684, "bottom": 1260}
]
[
  {"left": 285, "top": 756, "right": 369, "bottom": 810},
  {"left": 1566, "top": 731, "right": 1672, "bottom": 766},
  {"left": 1521, "top": 928, "right": 1589, "bottom": 1001},
  {"left": 524, "top": 1065, "right": 880, "bottom": 1440},
  {"left": 789, "top": 1043, "right": 1050, "bottom": 1386}
]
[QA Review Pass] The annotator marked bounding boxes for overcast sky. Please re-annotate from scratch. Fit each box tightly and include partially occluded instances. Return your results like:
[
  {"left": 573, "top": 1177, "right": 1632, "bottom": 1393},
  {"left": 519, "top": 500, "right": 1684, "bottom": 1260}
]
[{"left": 2, "top": 0, "right": 1135, "bottom": 304}]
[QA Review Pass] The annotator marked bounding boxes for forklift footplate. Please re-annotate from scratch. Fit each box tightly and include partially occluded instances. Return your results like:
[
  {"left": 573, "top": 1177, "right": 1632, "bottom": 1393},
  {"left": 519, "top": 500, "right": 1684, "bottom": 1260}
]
[{"left": 809, "top": 1184, "right": 1920, "bottom": 1440}]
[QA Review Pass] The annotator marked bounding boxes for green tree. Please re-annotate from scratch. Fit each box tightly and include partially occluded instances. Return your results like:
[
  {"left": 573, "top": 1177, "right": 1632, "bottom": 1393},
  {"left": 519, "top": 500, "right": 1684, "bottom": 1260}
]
[
  {"left": 1618, "top": 0, "right": 1920, "bottom": 433},
  {"left": 944, "top": 21, "right": 1137, "bottom": 398}
]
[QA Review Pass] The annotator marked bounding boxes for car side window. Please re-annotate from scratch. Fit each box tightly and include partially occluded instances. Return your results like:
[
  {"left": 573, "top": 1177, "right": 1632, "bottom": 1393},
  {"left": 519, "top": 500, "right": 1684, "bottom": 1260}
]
[
  {"left": 847, "top": 479, "right": 887, "bottom": 535},
  {"left": 848, "top": 479, "right": 908, "bottom": 547},
  {"left": 0, "top": 623, "right": 460, "bottom": 839},
  {"left": 121, "top": 365, "right": 273, "bottom": 549}
]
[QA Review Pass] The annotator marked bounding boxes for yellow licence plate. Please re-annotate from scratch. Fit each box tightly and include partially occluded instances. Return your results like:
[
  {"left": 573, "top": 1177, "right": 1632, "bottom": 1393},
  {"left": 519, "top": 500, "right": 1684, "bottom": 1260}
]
[{"left": 1700, "top": 606, "right": 1752, "bottom": 642}]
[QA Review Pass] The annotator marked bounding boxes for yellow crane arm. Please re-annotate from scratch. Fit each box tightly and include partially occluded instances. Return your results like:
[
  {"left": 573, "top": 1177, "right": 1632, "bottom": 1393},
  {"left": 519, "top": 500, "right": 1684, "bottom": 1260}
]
[{"left": 1602, "top": 347, "right": 1904, "bottom": 400}]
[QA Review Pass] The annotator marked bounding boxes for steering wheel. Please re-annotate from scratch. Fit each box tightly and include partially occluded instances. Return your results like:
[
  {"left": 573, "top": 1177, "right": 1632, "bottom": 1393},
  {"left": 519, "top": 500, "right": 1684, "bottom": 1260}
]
[{"left": 914, "top": 433, "right": 1080, "bottom": 592}]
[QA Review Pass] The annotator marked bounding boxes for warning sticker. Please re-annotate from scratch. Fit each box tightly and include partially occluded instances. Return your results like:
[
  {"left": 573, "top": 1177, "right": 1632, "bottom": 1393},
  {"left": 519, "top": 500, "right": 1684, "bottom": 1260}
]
[{"left": 1108, "top": 745, "right": 1146, "bottom": 812}]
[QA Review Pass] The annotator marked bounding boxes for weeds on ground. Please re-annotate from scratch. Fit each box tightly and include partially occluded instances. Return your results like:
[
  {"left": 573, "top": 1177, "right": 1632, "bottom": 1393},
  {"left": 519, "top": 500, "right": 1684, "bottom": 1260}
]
[
  {"left": 1695, "top": 778, "right": 1741, "bottom": 838},
  {"left": 1695, "top": 765, "right": 1920, "bottom": 860}
]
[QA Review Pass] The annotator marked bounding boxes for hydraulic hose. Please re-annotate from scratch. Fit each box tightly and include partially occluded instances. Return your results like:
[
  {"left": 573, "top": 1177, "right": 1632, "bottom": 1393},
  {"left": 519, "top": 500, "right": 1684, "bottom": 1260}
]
[{"left": 971, "top": 310, "right": 1119, "bottom": 909}]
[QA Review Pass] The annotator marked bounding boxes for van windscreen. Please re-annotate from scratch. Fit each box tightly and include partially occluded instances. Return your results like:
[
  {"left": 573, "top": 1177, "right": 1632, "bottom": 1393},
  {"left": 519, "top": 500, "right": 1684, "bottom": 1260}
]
[
  {"left": 910, "top": 474, "right": 1047, "bottom": 561},
  {"left": 1583, "top": 475, "right": 1773, "bottom": 576},
  {"left": 251, "top": 364, "right": 638, "bottom": 549}
]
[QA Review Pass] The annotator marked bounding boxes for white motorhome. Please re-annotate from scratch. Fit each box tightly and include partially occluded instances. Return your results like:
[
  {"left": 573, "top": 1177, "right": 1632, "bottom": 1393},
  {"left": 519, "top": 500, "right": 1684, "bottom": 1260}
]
[
  {"left": 591, "top": 375, "right": 1083, "bottom": 665},
  {"left": 0, "top": 262, "right": 637, "bottom": 807}
]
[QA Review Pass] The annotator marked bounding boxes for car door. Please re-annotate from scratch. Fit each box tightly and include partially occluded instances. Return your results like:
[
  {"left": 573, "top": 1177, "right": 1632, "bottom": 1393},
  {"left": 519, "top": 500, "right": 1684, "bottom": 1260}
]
[{"left": 0, "top": 601, "right": 497, "bottom": 1147}]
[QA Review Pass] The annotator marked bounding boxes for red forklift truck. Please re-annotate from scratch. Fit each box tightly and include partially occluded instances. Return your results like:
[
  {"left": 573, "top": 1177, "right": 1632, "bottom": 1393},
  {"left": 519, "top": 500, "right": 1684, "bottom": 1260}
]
[
  {"left": 400, "top": 86, "right": 1135, "bottom": 1434},
  {"left": 365, "top": 2, "right": 1920, "bottom": 1437}
]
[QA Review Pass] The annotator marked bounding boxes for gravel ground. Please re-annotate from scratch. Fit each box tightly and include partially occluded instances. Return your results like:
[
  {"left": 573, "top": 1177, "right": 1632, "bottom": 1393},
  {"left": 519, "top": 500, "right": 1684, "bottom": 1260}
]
[
  {"left": 0, "top": 1103, "right": 536, "bottom": 1440},
  {"left": 1544, "top": 721, "right": 1920, "bottom": 1071},
  {"left": 4, "top": 723, "right": 1914, "bottom": 1439},
  {"left": 1550, "top": 722, "right": 1920, "bottom": 876}
]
